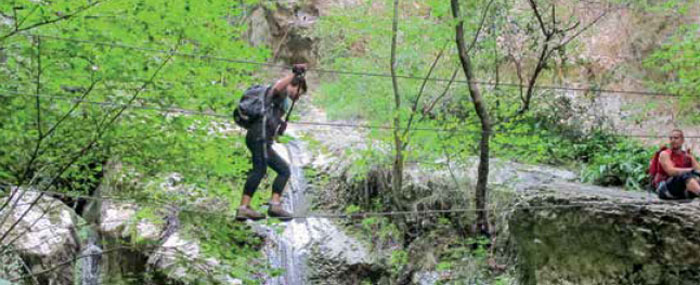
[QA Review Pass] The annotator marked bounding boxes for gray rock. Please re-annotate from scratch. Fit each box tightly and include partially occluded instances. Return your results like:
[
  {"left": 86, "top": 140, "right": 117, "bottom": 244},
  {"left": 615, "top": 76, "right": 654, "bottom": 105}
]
[
  {"left": 510, "top": 182, "right": 700, "bottom": 285},
  {"left": 99, "top": 201, "right": 162, "bottom": 243},
  {"left": 99, "top": 174, "right": 240, "bottom": 284},
  {"left": 147, "top": 232, "right": 242, "bottom": 285},
  {"left": 0, "top": 189, "right": 79, "bottom": 285},
  {"left": 245, "top": 1, "right": 319, "bottom": 64}
]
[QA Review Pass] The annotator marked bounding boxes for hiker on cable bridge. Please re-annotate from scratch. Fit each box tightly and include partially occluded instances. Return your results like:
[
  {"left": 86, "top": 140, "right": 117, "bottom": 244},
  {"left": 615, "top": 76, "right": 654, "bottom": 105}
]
[
  {"left": 651, "top": 129, "right": 700, "bottom": 199},
  {"left": 233, "top": 64, "right": 308, "bottom": 221}
]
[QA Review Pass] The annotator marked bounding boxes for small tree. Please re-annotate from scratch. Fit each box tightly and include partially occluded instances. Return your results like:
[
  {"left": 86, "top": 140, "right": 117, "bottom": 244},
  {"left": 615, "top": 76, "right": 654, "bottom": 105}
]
[{"left": 450, "top": 0, "right": 609, "bottom": 235}]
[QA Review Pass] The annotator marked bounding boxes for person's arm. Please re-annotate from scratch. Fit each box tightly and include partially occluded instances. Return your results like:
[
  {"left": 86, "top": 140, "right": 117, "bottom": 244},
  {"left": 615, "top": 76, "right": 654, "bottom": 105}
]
[
  {"left": 690, "top": 154, "right": 700, "bottom": 172},
  {"left": 270, "top": 73, "right": 295, "bottom": 98},
  {"left": 269, "top": 64, "right": 307, "bottom": 99},
  {"left": 660, "top": 151, "right": 694, "bottom": 176}
]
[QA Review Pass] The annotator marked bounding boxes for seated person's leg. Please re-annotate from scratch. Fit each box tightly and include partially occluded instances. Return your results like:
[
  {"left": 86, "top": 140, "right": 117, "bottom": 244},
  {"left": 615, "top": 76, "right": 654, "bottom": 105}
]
[
  {"left": 666, "top": 173, "right": 693, "bottom": 199},
  {"left": 685, "top": 177, "right": 700, "bottom": 196}
]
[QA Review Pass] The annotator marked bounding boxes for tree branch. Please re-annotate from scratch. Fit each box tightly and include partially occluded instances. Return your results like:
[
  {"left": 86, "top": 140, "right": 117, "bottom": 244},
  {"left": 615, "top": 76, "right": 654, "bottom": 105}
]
[
  {"left": 35, "top": 36, "right": 42, "bottom": 138},
  {"left": 558, "top": 9, "right": 608, "bottom": 48},
  {"left": 0, "top": 1, "right": 103, "bottom": 42},
  {"left": 1, "top": 37, "right": 44, "bottom": 217},
  {"left": 528, "top": 0, "right": 551, "bottom": 37},
  {"left": 43, "top": 81, "right": 99, "bottom": 141},
  {"left": 517, "top": 33, "right": 551, "bottom": 115},
  {"left": 402, "top": 42, "right": 447, "bottom": 140},
  {"left": 420, "top": 67, "right": 459, "bottom": 120},
  {"left": 0, "top": 196, "right": 64, "bottom": 253},
  {"left": 467, "top": 0, "right": 496, "bottom": 54},
  {"left": 14, "top": 5, "right": 40, "bottom": 32},
  {"left": 10, "top": 246, "right": 128, "bottom": 282},
  {"left": 0, "top": 43, "right": 178, "bottom": 244}
]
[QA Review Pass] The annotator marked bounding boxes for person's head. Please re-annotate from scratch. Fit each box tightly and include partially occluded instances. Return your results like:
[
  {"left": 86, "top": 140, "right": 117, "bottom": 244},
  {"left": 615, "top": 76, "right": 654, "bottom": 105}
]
[
  {"left": 287, "top": 75, "right": 307, "bottom": 101},
  {"left": 669, "top": 129, "right": 685, "bottom": 150}
]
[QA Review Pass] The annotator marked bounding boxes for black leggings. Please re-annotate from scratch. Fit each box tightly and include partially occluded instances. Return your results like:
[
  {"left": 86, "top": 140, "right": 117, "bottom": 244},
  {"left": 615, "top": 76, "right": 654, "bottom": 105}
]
[{"left": 243, "top": 137, "right": 290, "bottom": 197}]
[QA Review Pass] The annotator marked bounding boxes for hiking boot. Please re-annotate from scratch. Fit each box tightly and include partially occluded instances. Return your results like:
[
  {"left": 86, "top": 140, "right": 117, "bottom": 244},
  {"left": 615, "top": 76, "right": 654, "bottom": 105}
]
[
  {"left": 268, "top": 204, "right": 293, "bottom": 221},
  {"left": 235, "top": 206, "right": 265, "bottom": 221}
]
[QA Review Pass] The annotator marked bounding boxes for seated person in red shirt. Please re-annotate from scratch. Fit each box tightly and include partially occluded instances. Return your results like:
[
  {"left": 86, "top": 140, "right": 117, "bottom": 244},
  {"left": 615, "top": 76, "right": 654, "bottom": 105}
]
[{"left": 656, "top": 129, "right": 700, "bottom": 199}]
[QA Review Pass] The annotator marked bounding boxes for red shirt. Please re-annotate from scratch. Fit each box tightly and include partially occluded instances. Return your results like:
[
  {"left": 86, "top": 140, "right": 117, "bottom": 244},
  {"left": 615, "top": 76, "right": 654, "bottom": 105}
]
[{"left": 656, "top": 149, "right": 692, "bottom": 184}]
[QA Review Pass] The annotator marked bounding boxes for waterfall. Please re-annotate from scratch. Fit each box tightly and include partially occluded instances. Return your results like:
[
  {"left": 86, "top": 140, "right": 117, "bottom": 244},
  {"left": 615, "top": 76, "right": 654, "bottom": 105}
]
[
  {"left": 257, "top": 139, "right": 370, "bottom": 285},
  {"left": 264, "top": 140, "right": 312, "bottom": 285},
  {"left": 80, "top": 233, "right": 102, "bottom": 285}
]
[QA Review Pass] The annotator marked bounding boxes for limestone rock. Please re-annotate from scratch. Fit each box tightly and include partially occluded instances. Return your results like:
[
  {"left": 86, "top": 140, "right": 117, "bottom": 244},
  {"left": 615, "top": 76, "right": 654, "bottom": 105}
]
[
  {"left": 147, "top": 232, "right": 242, "bottom": 285},
  {"left": 245, "top": 1, "right": 320, "bottom": 64},
  {"left": 0, "top": 189, "right": 79, "bottom": 285},
  {"left": 99, "top": 201, "right": 162, "bottom": 243},
  {"left": 510, "top": 182, "right": 700, "bottom": 285}
]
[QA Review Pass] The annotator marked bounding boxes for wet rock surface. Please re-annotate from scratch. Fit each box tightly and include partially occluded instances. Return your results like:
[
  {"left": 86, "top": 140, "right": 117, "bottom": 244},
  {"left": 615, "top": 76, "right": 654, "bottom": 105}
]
[{"left": 251, "top": 140, "right": 378, "bottom": 285}]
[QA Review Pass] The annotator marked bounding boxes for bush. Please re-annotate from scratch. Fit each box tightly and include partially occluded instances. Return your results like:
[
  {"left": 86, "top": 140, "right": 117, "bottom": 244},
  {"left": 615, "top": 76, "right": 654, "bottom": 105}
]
[{"left": 579, "top": 133, "right": 654, "bottom": 191}]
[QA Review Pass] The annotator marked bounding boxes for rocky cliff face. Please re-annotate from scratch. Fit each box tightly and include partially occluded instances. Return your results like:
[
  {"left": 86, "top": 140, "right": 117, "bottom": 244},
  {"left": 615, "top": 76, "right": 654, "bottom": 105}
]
[
  {"left": 511, "top": 183, "right": 700, "bottom": 285},
  {"left": 246, "top": 0, "right": 321, "bottom": 65}
]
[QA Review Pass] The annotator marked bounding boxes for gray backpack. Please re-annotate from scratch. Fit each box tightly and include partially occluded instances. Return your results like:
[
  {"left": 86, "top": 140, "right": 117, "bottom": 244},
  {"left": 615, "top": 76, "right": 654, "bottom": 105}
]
[{"left": 233, "top": 85, "right": 269, "bottom": 129}]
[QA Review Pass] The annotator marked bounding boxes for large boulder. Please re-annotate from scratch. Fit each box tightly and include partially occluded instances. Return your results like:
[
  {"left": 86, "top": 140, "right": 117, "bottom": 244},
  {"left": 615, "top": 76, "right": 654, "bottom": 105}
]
[
  {"left": 147, "top": 231, "right": 242, "bottom": 285},
  {"left": 98, "top": 174, "right": 241, "bottom": 284},
  {"left": 510, "top": 182, "right": 700, "bottom": 285},
  {"left": 0, "top": 189, "right": 79, "bottom": 285}
]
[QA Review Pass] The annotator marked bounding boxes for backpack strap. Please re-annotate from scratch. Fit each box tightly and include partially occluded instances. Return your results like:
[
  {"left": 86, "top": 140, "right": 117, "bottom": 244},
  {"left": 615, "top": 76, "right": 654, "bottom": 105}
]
[{"left": 650, "top": 146, "right": 669, "bottom": 189}]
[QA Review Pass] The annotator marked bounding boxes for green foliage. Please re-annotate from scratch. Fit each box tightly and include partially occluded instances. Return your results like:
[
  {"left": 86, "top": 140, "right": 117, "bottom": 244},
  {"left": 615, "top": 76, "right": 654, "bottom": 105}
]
[
  {"left": 435, "top": 236, "right": 511, "bottom": 285},
  {"left": 389, "top": 249, "right": 408, "bottom": 274},
  {"left": 344, "top": 204, "right": 361, "bottom": 215},
  {"left": 580, "top": 135, "right": 654, "bottom": 190},
  {"left": 645, "top": 22, "right": 700, "bottom": 122},
  {"left": 179, "top": 212, "right": 265, "bottom": 283},
  {"left": 0, "top": 0, "right": 273, "bottom": 281}
]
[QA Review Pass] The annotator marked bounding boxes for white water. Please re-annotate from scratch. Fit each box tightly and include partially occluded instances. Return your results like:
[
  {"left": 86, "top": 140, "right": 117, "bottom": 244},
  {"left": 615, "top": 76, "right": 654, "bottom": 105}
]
[
  {"left": 80, "top": 234, "right": 102, "bottom": 285},
  {"left": 259, "top": 139, "right": 369, "bottom": 285}
]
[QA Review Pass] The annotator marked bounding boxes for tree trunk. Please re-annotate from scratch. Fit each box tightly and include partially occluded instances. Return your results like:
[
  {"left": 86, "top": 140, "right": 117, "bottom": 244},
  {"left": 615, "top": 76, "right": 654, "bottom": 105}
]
[
  {"left": 390, "top": 0, "right": 403, "bottom": 205},
  {"left": 451, "top": 0, "right": 492, "bottom": 235}
]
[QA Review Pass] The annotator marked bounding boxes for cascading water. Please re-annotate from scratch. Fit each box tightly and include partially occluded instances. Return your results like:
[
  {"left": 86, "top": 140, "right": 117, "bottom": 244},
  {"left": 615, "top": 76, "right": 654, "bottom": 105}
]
[
  {"left": 80, "top": 232, "right": 102, "bottom": 285},
  {"left": 262, "top": 140, "right": 313, "bottom": 285},
  {"left": 258, "top": 139, "right": 370, "bottom": 285}
]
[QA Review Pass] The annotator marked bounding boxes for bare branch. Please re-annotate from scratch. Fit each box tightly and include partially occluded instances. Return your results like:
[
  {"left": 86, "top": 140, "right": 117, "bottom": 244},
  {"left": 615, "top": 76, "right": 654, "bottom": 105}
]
[
  {"left": 420, "top": 67, "right": 459, "bottom": 121},
  {"left": 10, "top": 247, "right": 128, "bottom": 282},
  {"left": 1, "top": 37, "right": 47, "bottom": 218},
  {"left": 0, "top": 1, "right": 103, "bottom": 42},
  {"left": 560, "top": 21, "right": 581, "bottom": 34},
  {"left": 466, "top": 0, "right": 496, "bottom": 54},
  {"left": 402, "top": 42, "right": 447, "bottom": 140},
  {"left": 43, "top": 81, "right": 99, "bottom": 140},
  {"left": 517, "top": 3, "right": 610, "bottom": 115},
  {"left": 35, "top": 36, "right": 43, "bottom": 138},
  {"left": 551, "top": 2, "right": 556, "bottom": 30},
  {"left": 517, "top": 33, "right": 551, "bottom": 115},
  {"left": 558, "top": 9, "right": 608, "bottom": 48},
  {"left": 11, "top": 7, "right": 19, "bottom": 31},
  {"left": 528, "top": 0, "right": 551, "bottom": 36},
  {"left": 14, "top": 5, "right": 40, "bottom": 32},
  {"left": 0, "top": 196, "right": 64, "bottom": 253}
]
